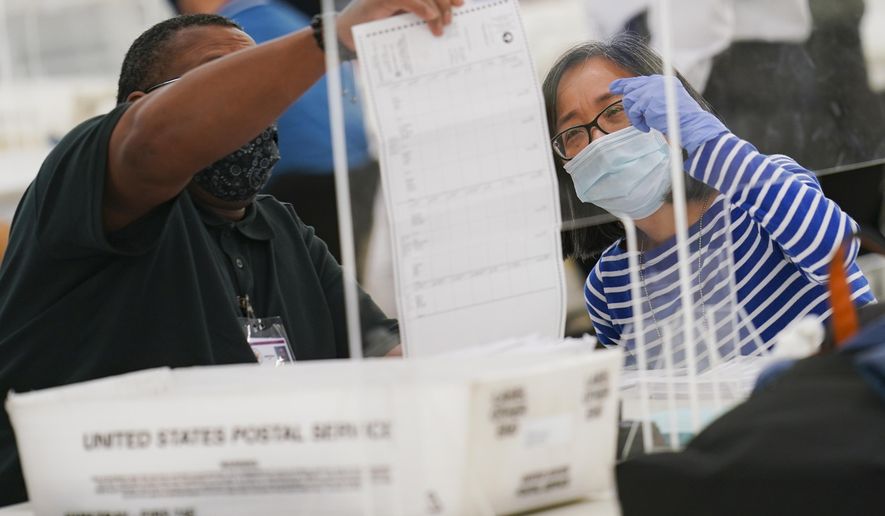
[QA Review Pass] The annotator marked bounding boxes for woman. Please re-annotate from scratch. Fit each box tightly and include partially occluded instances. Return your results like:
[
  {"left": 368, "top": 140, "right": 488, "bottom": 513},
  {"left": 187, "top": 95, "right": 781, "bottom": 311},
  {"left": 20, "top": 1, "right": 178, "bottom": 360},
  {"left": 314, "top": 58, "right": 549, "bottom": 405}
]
[{"left": 543, "top": 34, "right": 874, "bottom": 355}]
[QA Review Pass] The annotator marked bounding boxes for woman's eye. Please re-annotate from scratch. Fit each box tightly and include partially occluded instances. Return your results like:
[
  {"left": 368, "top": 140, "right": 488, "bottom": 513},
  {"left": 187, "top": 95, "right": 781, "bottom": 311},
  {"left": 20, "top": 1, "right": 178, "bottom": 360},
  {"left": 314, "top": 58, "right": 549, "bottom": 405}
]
[
  {"left": 564, "top": 129, "right": 588, "bottom": 147},
  {"left": 604, "top": 105, "right": 626, "bottom": 120}
]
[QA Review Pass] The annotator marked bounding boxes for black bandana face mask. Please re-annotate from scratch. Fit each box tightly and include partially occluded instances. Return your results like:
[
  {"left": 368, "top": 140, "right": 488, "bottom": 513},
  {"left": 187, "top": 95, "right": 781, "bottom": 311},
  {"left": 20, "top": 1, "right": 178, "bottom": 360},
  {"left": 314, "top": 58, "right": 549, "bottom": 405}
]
[{"left": 192, "top": 126, "right": 280, "bottom": 202}]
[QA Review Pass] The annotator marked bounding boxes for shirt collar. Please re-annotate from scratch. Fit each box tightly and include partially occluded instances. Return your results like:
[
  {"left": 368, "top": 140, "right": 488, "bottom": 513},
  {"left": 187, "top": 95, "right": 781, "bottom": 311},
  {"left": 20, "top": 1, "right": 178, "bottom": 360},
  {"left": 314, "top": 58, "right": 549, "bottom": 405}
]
[
  {"left": 197, "top": 198, "right": 275, "bottom": 241},
  {"left": 219, "top": 0, "right": 270, "bottom": 18}
]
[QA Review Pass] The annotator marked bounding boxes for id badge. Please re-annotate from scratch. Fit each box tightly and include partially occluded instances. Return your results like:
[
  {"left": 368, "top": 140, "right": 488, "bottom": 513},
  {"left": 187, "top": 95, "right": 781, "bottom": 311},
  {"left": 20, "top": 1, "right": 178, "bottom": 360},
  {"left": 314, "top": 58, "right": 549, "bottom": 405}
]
[{"left": 239, "top": 316, "right": 295, "bottom": 366}]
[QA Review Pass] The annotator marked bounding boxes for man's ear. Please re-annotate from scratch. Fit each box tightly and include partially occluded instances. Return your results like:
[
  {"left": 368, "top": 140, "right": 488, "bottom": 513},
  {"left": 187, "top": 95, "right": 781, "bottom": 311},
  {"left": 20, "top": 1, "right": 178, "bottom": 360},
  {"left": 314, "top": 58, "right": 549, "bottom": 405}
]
[{"left": 126, "top": 91, "right": 147, "bottom": 103}]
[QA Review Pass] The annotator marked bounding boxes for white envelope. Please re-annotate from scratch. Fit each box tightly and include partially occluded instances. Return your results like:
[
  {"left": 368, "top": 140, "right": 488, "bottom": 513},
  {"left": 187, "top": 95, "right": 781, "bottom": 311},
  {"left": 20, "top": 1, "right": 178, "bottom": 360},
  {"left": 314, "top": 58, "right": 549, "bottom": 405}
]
[{"left": 7, "top": 346, "right": 621, "bottom": 515}]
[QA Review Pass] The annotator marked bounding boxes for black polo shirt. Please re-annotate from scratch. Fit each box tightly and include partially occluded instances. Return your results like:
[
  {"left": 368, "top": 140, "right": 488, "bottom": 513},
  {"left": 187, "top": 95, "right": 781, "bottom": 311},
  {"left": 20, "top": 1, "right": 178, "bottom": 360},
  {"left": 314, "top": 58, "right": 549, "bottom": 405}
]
[{"left": 0, "top": 104, "right": 396, "bottom": 504}]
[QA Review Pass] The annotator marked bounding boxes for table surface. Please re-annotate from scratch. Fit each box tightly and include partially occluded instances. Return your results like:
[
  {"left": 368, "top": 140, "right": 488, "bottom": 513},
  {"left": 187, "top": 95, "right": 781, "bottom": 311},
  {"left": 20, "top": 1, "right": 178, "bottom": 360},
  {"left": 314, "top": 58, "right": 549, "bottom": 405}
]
[{"left": 0, "top": 498, "right": 620, "bottom": 515}]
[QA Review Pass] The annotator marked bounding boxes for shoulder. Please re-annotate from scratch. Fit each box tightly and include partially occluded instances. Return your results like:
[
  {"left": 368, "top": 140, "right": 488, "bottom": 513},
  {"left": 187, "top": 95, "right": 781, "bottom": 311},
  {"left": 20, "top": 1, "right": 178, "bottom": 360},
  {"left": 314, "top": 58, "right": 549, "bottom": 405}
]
[
  {"left": 225, "top": 1, "right": 310, "bottom": 40},
  {"left": 253, "top": 195, "right": 312, "bottom": 235},
  {"left": 254, "top": 194, "right": 297, "bottom": 221},
  {"left": 595, "top": 240, "right": 629, "bottom": 273},
  {"left": 41, "top": 105, "right": 130, "bottom": 169},
  {"left": 28, "top": 104, "right": 130, "bottom": 216},
  {"left": 584, "top": 240, "right": 627, "bottom": 289},
  {"left": 583, "top": 264, "right": 613, "bottom": 322}
]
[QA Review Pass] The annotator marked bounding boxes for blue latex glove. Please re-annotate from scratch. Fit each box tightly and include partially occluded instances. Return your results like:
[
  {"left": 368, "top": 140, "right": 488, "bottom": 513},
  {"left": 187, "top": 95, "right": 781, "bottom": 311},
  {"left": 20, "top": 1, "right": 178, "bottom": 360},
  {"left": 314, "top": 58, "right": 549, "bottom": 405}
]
[{"left": 609, "top": 75, "right": 728, "bottom": 155}]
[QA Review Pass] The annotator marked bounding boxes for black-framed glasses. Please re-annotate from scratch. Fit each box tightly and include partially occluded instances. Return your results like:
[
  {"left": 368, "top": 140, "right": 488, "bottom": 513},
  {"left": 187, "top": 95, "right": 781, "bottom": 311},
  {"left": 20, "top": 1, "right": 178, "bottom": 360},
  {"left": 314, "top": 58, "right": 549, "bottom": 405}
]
[
  {"left": 143, "top": 77, "right": 181, "bottom": 94},
  {"left": 551, "top": 99, "right": 629, "bottom": 160}
]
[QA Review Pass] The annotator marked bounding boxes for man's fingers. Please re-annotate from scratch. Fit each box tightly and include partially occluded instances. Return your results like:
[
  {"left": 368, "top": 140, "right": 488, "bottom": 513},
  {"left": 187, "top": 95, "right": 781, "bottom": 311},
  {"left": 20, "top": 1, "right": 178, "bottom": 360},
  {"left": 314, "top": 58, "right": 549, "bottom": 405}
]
[
  {"left": 337, "top": 0, "right": 456, "bottom": 44},
  {"left": 433, "top": 0, "right": 453, "bottom": 25},
  {"left": 397, "top": 0, "right": 452, "bottom": 35},
  {"left": 385, "top": 344, "right": 403, "bottom": 357},
  {"left": 428, "top": 17, "right": 444, "bottom": 36},
  {"left": 338, "top": 0, "right": 458, "bottom": 44},
  {"left": 399, "top": 0, "right": 441, "bottom": 22}
]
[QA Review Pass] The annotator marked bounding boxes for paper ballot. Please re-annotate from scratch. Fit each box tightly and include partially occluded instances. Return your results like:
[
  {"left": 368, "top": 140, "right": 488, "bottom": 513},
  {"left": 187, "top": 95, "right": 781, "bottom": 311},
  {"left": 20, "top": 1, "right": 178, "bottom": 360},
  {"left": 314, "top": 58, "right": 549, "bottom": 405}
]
[
  {"left": 353, "top": 0, "right": 566, "bottom": 356},
  {"left": 7, "top": 345, "right": 620, "bottom": 516}
]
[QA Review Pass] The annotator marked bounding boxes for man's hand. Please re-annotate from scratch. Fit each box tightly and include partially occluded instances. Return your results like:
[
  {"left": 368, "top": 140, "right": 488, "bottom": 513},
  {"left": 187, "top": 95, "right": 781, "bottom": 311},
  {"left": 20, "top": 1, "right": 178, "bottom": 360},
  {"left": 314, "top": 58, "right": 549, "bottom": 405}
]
[
  {"left": 384, "top": 344, "right": 403, "bottom": 357},
  {"left": 337, "top": 0, "right": 464, "bottom": 49}
]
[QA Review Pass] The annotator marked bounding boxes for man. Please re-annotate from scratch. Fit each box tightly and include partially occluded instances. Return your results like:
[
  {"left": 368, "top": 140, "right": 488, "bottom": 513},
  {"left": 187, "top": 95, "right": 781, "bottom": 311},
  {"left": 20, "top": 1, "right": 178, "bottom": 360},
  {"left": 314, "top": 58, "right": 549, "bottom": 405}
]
[
  {"left": 0, "top": 0, "right": 458, "bottom": 504},
  {"left": 171, "top": 0, "right": 380, "bottom": 270}
]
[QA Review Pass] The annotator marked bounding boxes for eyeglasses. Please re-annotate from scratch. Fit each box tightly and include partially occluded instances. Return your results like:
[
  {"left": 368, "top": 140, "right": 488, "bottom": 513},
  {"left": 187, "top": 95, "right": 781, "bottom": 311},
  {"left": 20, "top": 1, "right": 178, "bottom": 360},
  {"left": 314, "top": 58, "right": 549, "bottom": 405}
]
[
  {"left": 143, "top": 77, "right": 181, "bottom": 94},
  {"left": 551, "top": 100, "right": 629, "bottom": 160}
]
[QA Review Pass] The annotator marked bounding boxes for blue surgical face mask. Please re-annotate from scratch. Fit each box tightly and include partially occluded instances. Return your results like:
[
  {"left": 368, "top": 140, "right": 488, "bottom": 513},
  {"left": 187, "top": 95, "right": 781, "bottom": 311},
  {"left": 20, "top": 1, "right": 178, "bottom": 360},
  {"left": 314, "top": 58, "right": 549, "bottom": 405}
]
[{"left": 563, "top": 126, "right": 672, "bottom": 220}]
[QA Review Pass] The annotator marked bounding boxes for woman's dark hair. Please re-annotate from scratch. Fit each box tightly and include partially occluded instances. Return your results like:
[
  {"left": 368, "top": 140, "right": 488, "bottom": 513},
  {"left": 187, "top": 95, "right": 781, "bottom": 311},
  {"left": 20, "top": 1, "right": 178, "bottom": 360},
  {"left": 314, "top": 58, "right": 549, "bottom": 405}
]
[{"left": 542, "top": 32, "right": 718, "bottom": 261}]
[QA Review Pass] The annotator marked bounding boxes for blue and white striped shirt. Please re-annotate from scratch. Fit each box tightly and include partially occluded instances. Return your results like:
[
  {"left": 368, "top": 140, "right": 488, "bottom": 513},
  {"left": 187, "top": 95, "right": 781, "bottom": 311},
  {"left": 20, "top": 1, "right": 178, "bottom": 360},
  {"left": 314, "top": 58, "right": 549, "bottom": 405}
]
[{"left": 585, "top": 133, "right": 875, "bottom": 356}]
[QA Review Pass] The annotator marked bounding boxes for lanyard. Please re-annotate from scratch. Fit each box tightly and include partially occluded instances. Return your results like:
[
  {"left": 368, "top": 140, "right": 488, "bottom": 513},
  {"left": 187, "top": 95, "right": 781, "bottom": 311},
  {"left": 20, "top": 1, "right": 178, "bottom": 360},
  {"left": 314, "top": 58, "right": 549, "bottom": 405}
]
[{"left": 239, "top": 293, "right": 257, "bottom": 320}]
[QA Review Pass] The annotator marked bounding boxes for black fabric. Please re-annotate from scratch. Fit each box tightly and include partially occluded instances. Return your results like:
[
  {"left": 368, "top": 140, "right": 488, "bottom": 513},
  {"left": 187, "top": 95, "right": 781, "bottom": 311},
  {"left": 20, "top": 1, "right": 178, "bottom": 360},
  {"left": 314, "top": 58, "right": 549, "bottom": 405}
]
[
  {"left": 279, "top": 0, "right": 320, "bottom": 17},
  {"left": 261, "top": 160, "right": 379, "bottom": 277},
  {"left": 0, "top": 105, "right": 395, "bottom": 504},
  {"left": 617, "top": 352, "right": 885, "bottom": 515},
  {"left": 818, "top": 163, "right": 885, "bottom": 258}
]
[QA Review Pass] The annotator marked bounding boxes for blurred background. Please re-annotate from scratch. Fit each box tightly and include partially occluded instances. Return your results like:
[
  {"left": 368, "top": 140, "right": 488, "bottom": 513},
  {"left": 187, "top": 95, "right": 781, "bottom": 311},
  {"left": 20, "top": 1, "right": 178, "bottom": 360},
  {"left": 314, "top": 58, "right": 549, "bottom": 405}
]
[
  {"left": 2, "top": 0, "right": 885, "bottom": 322},
  {"left": 3, "top": 0, "right": 884, "bottom": 208}
]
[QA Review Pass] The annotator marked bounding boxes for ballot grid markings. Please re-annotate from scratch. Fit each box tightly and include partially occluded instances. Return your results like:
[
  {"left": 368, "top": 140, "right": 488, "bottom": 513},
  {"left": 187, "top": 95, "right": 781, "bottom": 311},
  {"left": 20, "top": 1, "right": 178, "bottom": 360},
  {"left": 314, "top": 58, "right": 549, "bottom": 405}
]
[
  {"left": 379, "top": 49, "right": 557, "bottom": 319},
  {"left": 367, "top": 37, "right": 541, "bottom": 200},
  {"left": 353, "top": 0, "right": 565, "bottom": 349}
]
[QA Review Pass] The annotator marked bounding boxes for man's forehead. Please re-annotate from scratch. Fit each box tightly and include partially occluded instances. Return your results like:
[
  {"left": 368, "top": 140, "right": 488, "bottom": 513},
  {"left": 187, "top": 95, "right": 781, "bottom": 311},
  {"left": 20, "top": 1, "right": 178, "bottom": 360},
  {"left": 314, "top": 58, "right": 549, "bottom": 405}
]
[{"left": 166, "top": 25, "right": 255, "bottom": 74}]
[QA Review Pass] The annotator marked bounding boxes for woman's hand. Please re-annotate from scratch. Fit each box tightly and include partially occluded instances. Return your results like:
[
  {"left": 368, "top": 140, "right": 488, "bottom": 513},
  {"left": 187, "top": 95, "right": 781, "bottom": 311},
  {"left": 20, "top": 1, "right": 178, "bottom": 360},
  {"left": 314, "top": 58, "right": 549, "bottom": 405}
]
[
  {"left": 337, "top": 0, "right": 464, "bottom": 49},
  {"left": 609, "top": 75, "right": 727, "bottom": 155}
]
